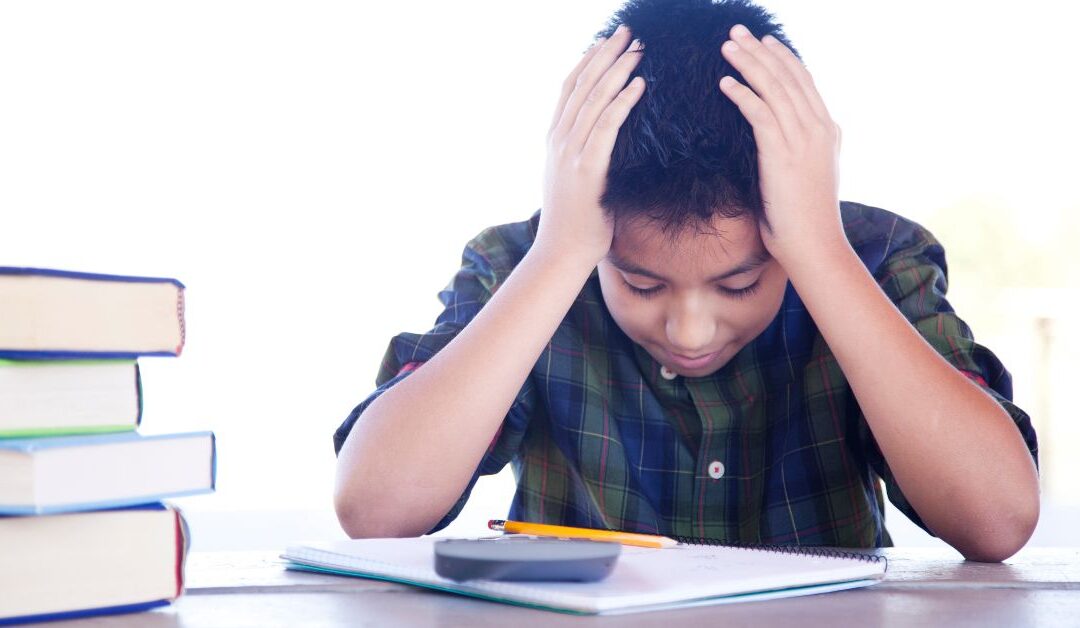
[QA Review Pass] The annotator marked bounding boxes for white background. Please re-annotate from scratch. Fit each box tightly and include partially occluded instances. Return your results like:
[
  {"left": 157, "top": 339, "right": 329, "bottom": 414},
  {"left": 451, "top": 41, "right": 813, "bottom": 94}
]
[{"left": 2, "top": 1, "right": 1077, "bottom": 550}]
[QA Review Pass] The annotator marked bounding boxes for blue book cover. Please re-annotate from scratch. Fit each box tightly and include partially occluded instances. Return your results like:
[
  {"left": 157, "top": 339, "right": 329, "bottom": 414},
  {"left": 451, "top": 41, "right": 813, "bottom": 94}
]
[
  {"left": 0, "top": 600, "right": 174, "bottom": 626},
  {"left": 0, "top": 431, "right": 216, "bottom": 515}
]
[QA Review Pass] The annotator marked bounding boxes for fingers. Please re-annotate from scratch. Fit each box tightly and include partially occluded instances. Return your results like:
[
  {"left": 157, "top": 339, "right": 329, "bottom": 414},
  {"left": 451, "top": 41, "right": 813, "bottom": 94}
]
[
  {"left": 720, "top": 34, "right": 803, "bottom": 144},
  {"left": 761, "top": 34, "right": 832, "bottom": 122},
  {"left": 580, "top": 76, "right": 646, "bottom": 168},
  {"left": 566, "top": 38, "right": 644, "bottom": 153},
  {"left": 720, "top": 24, "right": 833, "bottom": 144},
  {"left": 726, "top": 25, "right": 816, "bottom": 134},
  {"left": 718, "top": 75, "right": 782, "bottom": 147},
  {"left": 548, "top": 38, "right": 607, "bottom": 136},
  {"left": 551, "top": 25, "right": 636, "bottom": 141}
]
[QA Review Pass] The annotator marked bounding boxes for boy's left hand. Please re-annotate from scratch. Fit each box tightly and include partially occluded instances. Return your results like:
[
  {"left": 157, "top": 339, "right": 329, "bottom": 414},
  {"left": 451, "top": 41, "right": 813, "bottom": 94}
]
[{"left": 718, "top": 24, "right": 844, "bottom": 264}]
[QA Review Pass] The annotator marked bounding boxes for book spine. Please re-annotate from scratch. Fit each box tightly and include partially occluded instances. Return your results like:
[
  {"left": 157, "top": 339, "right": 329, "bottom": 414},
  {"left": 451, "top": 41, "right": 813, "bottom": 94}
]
[
  {"left": 175, "top": 286, "right": 186, "bottom": 356},
  {"left": 209, "top": 432, "right": 219, "bottom": 490},
  {"left": 135, "top": 361, "right": 144, "bottom": 427},
  {"left": 174, "top": 506, "right": 189, "bottom": 599}
]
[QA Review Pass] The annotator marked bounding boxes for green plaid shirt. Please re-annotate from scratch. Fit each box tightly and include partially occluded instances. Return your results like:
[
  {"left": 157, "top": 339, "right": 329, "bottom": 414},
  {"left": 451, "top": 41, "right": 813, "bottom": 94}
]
[{"left": 335, "top": 201, "right": 1038, "bottom": 547}]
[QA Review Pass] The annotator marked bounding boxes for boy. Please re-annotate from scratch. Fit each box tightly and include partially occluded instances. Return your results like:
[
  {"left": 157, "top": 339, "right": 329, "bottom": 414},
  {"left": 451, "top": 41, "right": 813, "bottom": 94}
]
[{"left": 333, "top": 0, "right": 1039, "bottom": 561}]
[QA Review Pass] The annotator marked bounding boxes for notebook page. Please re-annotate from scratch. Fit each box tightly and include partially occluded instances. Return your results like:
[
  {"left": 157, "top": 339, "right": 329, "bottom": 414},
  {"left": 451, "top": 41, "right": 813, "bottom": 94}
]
[{"left": 284, "top": 538, "right": 885, "bottom": 614}]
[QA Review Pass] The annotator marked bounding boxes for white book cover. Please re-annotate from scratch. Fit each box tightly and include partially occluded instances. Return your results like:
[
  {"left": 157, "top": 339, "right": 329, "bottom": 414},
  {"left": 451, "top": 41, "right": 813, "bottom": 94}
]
[{"left": 0, "top": 431, "right": 216, "bottom": 515}]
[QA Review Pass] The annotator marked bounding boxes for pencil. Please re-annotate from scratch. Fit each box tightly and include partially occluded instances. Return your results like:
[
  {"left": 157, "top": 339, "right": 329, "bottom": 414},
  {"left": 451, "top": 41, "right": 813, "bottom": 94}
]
[{"left": 488, "top": 519, "right": 678, "bottom": 549}]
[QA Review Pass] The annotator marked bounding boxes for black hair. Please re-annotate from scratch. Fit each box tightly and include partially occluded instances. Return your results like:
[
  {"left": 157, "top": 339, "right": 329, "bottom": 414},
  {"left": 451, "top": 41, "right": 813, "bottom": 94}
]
[{"left": 595, "top": 0, "right": 799, "bottom": 233}]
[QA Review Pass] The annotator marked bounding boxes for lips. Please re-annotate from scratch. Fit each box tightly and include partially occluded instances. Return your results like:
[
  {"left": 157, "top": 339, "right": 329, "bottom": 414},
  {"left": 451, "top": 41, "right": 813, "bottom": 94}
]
[{"left": 666, "top": 350, "right": 721, "bottom": 371}]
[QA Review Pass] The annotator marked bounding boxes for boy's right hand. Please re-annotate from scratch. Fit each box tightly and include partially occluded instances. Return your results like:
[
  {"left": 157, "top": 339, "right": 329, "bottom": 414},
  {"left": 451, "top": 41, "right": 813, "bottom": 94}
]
[{"left": 536, "top": 25, "right": 645, "bottom": 268}]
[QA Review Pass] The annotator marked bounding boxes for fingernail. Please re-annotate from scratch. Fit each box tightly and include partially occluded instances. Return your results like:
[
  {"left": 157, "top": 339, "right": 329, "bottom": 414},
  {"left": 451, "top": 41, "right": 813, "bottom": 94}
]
[
  {"left": 732, "top": 24, "right": 750, "bottom": 38},
  {"left": 629, "top": 38, "right": 642, "bottom": 51},
  {"left": 614, "top": 24, "right": 627, "bottom": 36}
]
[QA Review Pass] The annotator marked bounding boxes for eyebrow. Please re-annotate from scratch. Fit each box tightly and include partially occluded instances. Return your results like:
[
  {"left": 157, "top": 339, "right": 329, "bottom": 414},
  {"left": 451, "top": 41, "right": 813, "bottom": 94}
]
[{"left": 607, "top": 250, "right": 772, "bottom": 283}]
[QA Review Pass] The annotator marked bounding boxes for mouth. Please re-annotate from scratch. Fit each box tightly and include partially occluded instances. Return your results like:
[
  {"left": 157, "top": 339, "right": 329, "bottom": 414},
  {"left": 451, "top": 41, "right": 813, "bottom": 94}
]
[{"left": 665, "top": 350, "right": 722, "bottom": 371}]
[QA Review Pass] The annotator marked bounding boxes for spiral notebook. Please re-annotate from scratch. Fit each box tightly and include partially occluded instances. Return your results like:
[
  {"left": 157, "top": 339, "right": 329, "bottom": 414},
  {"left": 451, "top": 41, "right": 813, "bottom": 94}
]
[{"left": 282, "top": 536, "right": 887, "bottom": 615}]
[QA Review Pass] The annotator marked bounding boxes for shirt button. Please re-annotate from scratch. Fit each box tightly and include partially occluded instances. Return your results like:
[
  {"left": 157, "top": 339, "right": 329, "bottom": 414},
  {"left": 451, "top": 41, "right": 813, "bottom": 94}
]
[
  {"left": 708, "top": 461, "right": 725, "bottom": 480},
  {"left": 660, "top": 365, "right": 678, "bottom": 380}
]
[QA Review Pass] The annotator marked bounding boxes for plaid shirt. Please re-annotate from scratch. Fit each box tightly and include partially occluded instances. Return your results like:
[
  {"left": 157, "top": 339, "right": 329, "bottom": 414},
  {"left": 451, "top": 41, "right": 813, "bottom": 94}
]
[{"left": 335, "top": 201, "right": 1038, "bottom": 547}]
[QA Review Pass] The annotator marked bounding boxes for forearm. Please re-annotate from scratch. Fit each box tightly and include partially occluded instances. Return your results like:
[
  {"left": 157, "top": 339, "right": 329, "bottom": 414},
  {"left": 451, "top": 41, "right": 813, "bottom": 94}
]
[
  {"left": 334, "top": 243, "right": 595, "bottom": 538},
  {"left": 781, "top": 234, "right": 1040, "bottom": 561}
]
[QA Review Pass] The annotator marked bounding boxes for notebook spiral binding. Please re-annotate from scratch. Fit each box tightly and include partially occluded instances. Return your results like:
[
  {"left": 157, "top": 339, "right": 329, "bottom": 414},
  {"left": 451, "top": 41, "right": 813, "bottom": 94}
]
[{"left": 668, "top": 535, "right": 887, "bottom": 566}]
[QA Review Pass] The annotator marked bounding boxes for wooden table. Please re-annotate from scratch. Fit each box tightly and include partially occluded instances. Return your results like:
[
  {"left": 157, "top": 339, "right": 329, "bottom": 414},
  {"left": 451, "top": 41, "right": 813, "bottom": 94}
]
[{"left": 48, "top": 548, "right": 1080, "bottom": 627}]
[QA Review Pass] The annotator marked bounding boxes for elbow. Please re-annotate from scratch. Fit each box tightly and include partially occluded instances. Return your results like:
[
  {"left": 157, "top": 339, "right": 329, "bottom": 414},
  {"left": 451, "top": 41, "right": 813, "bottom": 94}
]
[
  {"left": 334, "top": 480, "right": 407, "bottom": 539},
  {"left": 334, "top": 476, "right": 437, "bottom": 539},
  {"left": 334, "top": 487, "right": 374, "bottom": 539},
  {"left": 954, "top": 446, "right": 1042, "bottom": 563},
  {"left": 333, "top": 430, "right": 417, "bottom": 539},
  {"left": 959, "top": 495, "right": 1040, "bottom": 563},
  {"left": 334, "top": 452, "right": 373, "bottom": 538},
  {"left": 334, "top": 503, "right": 435, "bottom": 540}
]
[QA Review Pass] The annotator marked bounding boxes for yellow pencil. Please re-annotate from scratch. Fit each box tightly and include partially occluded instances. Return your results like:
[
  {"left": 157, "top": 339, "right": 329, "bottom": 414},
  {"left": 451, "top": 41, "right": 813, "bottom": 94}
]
[{"left": 487, "top": 519, "right": 678, "bottom": 549}]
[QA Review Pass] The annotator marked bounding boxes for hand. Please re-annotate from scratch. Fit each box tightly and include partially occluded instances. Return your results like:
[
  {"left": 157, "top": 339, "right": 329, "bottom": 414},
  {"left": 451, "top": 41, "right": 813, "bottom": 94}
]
[
  {"left": 718, "top": 24, "right": 845, "bottom": 264},
  {"left": 537, "top": 25, "right": 646, "bottom": 268}
]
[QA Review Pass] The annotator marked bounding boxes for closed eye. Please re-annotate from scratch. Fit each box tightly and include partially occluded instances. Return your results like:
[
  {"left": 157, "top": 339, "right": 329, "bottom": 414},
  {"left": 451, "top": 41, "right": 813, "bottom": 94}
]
[
  {"left": 718, "top": 281, "right": 761, "bottom": 299},
  {"left": 623, "top": 279, "right": 762, "bottom": 300},
  {"left": 623, "top": 279, "right": 663, "bottom": 299}
]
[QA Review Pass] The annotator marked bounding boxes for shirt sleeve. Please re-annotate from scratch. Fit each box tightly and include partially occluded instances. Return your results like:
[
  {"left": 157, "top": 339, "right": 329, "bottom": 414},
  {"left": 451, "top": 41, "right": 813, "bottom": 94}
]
[
  {"left": 855, "top": 225, "right": 1040, "bottom": 536},
  {"left": 333, "top": 232, "right": 537, "bottom": 534}
]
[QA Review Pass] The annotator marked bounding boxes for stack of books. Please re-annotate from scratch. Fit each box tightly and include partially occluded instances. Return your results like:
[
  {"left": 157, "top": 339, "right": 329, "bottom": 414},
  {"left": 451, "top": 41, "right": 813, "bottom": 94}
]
[{"left": 0, "top": 267, "right": 216, "bottom": 624}]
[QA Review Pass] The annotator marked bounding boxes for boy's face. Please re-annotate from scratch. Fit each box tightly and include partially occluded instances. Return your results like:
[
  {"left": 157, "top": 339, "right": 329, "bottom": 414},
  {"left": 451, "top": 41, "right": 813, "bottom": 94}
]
[{"left": 597, "top": 214, "right": 788, "bottom": 378}]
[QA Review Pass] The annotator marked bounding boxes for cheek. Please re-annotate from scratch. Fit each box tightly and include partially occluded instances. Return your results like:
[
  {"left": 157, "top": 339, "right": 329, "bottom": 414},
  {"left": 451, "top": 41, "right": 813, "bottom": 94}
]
[
  {"left": 738, "top": 277, "right": 788, "bottom": 336},
  {"left": 599, "top": 281, "right": 662, "bottom": 340},
  {"left": 713, "top": 279, "right": 788, "bottom": 342}
]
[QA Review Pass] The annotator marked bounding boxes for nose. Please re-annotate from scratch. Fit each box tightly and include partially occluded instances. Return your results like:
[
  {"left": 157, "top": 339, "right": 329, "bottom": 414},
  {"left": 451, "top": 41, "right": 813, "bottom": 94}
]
[{"left": 665, "top": 296, "right": 717, "bottom": 355}]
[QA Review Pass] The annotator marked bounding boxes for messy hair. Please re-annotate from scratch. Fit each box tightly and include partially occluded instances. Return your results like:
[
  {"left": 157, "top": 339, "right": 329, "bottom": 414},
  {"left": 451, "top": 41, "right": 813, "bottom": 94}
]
[{"left": 596, "top": 0, "right": 800, "bottom": 233}]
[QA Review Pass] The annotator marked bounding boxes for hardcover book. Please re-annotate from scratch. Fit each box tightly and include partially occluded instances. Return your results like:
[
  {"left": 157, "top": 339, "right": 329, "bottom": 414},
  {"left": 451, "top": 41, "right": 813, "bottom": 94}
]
[
  {"left": 0, "top": 504, "right": 188, "bottom": 624},
  {"left": 0, "top": 431, "right": 216, "bottom": 515},
  {"left": 0, "top": 267, "right": 185, "bottom": 359},
  {"left": 0, "top": 359, "right": 141, "bottom": 438}
]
